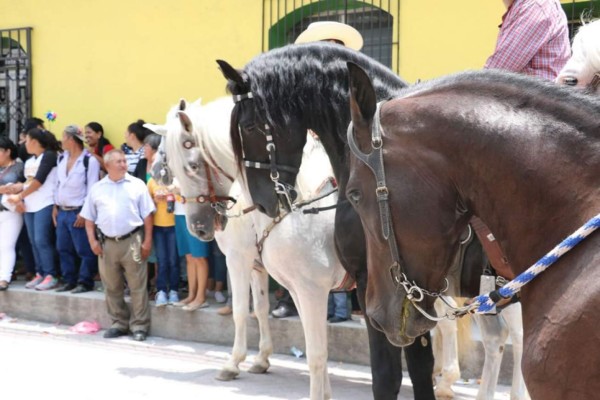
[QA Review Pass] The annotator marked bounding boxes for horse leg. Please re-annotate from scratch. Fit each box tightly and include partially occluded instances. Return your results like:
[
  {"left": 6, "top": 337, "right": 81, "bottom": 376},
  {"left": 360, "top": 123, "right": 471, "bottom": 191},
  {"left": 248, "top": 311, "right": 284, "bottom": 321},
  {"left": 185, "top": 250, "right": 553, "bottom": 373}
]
[
  {"left": 433, "top": 297, "right": 460, "bottom": 399},
  {"left": 248, "top": 266, "right": 273, "bottom": 374},
  {"left": 473, "top": 313, "right": 509, "bottom": 400},
  {"left": 215, "top": 257, "right": 251, "bottom": 381},
  {"left": 289, "top": 287, "right": 331, "bottom": 400},
  {"left": 502, "top": 303, "right": 530, "bottom": 400}
]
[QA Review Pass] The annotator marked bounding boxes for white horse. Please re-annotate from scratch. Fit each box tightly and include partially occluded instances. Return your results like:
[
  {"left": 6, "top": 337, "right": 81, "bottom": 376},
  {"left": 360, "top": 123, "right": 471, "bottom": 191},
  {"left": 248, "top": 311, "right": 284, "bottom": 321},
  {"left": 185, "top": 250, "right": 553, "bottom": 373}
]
[
  {"left": 556, "top": 19, "right": 600, "bottom": 93},
  {"left": 147, "top": 99, "right": 273, "bottom": 382},
  {"left": 150, "top": 97, "right": 348, "bottom": 400},
  {"left": 432, "top": 234, "right": 529, "bottom": 400}
]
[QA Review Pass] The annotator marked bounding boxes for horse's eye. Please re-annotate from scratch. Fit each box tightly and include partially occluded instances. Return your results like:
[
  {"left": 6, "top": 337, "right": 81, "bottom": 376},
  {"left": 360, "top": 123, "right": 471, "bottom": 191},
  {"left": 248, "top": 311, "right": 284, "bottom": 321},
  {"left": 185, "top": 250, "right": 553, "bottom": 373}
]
[
  {"left": 563, "top": 77, "right": 578, "bottom": 86},
  {"left": 188, "top": 162, "right": 199, "bottom": 171},
  {"left": 347, "top": 190, "right": 361, "bottom": 205}
]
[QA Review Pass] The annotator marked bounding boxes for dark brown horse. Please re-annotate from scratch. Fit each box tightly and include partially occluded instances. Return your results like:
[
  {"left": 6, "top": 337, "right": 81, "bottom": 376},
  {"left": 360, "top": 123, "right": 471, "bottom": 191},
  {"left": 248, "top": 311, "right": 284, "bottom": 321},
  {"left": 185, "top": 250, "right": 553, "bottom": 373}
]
[{"left": 346, "top": 64, "right": 600, "bottom": 400}]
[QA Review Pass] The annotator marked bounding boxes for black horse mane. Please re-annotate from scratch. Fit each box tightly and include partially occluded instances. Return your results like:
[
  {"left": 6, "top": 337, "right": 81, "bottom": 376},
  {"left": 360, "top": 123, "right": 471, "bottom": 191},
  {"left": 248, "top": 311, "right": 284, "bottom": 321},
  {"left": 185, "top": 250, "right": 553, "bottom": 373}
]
[
  {"left": 396, "top": 69, "right": 600, "bottom": 132},
  {"left": 226, "top": 42, "right": 408, "bottom": 170}
]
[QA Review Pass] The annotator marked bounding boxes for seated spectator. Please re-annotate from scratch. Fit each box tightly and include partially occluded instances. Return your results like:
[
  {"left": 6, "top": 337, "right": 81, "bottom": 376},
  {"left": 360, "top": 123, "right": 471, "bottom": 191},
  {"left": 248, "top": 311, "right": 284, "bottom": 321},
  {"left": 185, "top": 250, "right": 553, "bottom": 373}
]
[{"left": 0, "top": 137, "right": 25, "bottom": 290}]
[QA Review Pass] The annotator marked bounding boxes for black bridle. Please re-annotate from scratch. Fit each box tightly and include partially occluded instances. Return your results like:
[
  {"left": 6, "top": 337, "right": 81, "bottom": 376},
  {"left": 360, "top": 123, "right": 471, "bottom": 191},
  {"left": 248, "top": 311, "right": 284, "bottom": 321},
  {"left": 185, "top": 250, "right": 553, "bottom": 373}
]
[
  {"left": 347, "top": 101, "right": 449, "bottom": 316},
  {"left": 232, "top": 92, "right": 300, "bottom": 211}
]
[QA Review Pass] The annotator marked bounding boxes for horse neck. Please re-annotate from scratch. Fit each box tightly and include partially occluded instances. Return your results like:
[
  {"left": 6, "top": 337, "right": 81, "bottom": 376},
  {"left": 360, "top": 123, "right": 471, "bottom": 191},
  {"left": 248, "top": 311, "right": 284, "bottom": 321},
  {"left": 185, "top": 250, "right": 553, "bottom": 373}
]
[
  {"left": 195, "top": 98, "right": 238, "bottom": 182},
  {"left": 415, "top": 98, "right": 600, "bottom": 274}
]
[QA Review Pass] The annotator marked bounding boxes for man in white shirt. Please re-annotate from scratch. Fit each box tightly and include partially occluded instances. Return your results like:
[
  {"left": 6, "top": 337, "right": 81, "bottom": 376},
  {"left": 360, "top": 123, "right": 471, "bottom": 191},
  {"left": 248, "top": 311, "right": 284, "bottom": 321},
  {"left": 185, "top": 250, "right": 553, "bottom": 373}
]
[
  {"left": 81, "top": 149, "right": 155, "bottom": 342},
  {"left": 54, "top": 125, "right": 101, "bottom": 293}
]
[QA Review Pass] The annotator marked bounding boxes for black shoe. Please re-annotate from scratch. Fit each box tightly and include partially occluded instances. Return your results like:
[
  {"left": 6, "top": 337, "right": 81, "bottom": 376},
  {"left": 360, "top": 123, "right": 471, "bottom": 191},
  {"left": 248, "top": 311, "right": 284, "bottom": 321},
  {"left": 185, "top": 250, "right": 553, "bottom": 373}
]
[
  {"left": 55, "top": 283, "right": 77, "bottom": 292},
  {"left": 103, "top": 328, "right": 128, "bottom": 339},
  {"left": 132, "top": 330, "right": 147, "bottom": 342},
  {"left": 71, "top": 284, "right": 92, "bottom": 294},
  {"left": 328, "top": 316, "right": 348, "bottom": 323},
  {"left": 271, "top": 304, "right": 298, "bottom": 318}
]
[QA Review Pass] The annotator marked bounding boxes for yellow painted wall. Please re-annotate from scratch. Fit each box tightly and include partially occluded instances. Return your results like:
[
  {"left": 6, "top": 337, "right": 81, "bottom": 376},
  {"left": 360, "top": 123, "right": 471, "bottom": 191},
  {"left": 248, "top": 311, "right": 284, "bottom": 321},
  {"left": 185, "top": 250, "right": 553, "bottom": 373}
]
[
  {"left": 398, "top": 0, "right": 504, "bottom": 82},
  {"left": 0, "top": 0, "right": 576, "bottom": 145},
  {"left": 0, "top": 0, "right": 263, "bottom": 146}
]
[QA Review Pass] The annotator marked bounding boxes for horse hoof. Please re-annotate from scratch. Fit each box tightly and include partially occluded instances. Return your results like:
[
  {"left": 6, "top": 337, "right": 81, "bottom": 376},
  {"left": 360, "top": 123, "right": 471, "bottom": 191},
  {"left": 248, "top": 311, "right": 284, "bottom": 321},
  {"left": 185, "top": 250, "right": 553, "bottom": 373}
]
[
  {"left": 434, "top": 387, "right": 455, "bottom": 400},
  {"left": 248, "top": 363, "right": 269, "bottom": 374},
  {"left": 215, "top": 369, "right": 239, "bottom": 381}
]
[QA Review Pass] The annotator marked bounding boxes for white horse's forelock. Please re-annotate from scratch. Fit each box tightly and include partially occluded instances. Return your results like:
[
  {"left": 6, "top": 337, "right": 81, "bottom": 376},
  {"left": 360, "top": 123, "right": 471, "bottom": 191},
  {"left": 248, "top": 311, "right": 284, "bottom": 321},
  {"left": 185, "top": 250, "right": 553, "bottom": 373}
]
[{"left": 574, "top": 19, "right": 600, "bottom": 72}]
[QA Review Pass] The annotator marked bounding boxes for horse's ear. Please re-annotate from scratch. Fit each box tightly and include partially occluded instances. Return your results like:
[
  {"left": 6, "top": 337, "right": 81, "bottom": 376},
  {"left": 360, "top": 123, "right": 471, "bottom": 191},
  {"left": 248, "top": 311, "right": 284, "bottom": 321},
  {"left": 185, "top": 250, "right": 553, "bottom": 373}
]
[
  {"left": 178, "top": 98, "right": 187, "bottom": 111},
  {"left": 347, "top": 62, "right": 377, "bottom": 151},
  {"left": 216, "top": 59, "right": 244, "bottom": 85},
  {"left": 144, "top": 123, "right": 167, "bottom": 136},
  {"left": 348, "top": 62, "right": 377, "bottom": 125},
  {"left": 177, "top": 111, "right": 193, "bottom": 134}
]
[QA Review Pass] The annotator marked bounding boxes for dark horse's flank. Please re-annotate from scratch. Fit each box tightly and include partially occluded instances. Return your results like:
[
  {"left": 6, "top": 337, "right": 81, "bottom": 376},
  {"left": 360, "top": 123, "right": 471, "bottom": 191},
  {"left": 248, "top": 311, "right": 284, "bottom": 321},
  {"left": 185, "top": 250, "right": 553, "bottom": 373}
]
[
  {"left": 217, "top": 43, "right": 436, "bottom": 400},
  {"left": 346, "top": 65, "right": 600, "bottom": 400}
]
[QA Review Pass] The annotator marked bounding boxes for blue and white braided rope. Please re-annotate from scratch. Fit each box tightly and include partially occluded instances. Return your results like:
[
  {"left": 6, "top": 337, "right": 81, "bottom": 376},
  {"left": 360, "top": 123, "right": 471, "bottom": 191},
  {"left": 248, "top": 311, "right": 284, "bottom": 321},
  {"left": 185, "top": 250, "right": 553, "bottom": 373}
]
[{"left": 475, "top": 213, "right": 600, "bottom": 313}]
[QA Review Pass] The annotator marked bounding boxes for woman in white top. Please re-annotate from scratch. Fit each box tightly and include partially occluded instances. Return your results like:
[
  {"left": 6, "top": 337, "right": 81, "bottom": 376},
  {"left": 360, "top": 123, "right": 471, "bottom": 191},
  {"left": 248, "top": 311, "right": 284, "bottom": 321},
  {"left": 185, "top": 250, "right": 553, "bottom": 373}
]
[
  {"left": 0, "top": 137, "right": 25, "bottom": 290},
  {"left": 7, "top": 128, "right": 60, "bottom": 290}
]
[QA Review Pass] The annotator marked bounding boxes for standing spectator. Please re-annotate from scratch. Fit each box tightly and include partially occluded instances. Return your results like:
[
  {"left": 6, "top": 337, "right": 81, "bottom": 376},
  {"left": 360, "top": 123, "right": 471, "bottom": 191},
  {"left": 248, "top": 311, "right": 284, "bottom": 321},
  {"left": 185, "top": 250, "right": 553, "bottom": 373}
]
[
  {"left": 0, "top": 137, "right": 25, "bottom": 290},
  {"left": 84, "top": 122, "right": 113, "bottom": 171},
  {"left": 327, "top": 291, "right": 349, "bottom": 323},
  {"left": 172, "top": 179, "right": 210, "bottom": 311},
  {"left": 53, "top": 125, "right": 101, "bottom": 293},
  {"left": 7, "top": 128, "right": 61, "bottom": 290},
  {"left": 147, "top": 175, "right": 179, "bottom": 307},
  {"left": 206, "top": 241, "right": 228, "bottom": 304},
  {"left": 485, "top": 0, "right": 570, "bottom": 80},
  {"left": 81, "top": 149, "right": 155, "bottom": 341},
  {"left": 17, "top": 117, "right": 44, "bottom": 163},
  {"left": 124, "top": 119, "right": 151, "bottom": 179}
]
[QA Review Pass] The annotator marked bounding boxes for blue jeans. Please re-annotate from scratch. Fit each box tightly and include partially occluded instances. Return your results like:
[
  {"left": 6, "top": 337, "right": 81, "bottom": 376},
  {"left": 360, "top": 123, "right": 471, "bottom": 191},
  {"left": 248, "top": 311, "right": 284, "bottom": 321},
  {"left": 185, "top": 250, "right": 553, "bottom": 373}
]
[
  {"left": 328, "top": 291, "right": 349, "bottom": 319},
  {"left": 56, "top": 209, "right": 97, "bottom": 287},
  {"left": 153, "top": 226, "right": 179, "bottom": 292},
  {"left": 209, "top": 240, "right": 227, "bottom": 283},
  {"left": 24, "top": 205, "right": 57, "bottom": 277}
]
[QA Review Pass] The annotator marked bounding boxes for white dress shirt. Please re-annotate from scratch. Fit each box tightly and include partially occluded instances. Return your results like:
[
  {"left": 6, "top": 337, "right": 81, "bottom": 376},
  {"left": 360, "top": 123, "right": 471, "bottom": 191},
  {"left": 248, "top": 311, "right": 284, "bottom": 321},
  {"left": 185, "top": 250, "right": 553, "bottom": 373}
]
[
  {"left": 80, "top": 173, "right": 155, "bottom": 237},
  {"left": 54, "top": 150, "right": 101, "bottom": 207}
]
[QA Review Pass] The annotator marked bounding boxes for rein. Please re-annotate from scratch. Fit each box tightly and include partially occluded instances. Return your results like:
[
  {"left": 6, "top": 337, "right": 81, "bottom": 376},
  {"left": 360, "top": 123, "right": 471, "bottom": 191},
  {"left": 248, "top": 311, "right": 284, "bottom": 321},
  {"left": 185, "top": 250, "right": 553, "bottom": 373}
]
[{"left": 347, "top": 102, "right": 449, "bottom": 309}]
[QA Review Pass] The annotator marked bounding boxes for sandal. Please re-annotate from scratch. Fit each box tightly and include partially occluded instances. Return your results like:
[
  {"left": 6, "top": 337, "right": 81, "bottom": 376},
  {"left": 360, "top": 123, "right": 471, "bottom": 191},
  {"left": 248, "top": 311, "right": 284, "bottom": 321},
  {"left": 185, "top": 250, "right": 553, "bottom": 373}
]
[{"left": 0, "top": 280, "right": 9, "bottom": 291}]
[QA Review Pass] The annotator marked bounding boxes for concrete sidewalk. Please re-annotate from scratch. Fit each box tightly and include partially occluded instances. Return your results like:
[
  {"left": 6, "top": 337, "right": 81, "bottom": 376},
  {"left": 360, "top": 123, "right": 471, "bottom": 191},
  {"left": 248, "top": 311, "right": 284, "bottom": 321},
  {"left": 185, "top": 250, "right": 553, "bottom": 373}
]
[
  {"left": 0, "top": 316, "right": 514, "bottom": 400},
  {"left": 0, "top": 280, "right": 516, "bottom": 384}
]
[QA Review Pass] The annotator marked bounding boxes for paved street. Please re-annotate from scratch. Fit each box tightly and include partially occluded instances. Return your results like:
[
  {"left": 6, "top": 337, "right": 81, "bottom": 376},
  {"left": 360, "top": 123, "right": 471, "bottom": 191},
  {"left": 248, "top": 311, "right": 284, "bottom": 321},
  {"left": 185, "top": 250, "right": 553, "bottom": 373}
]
[{"left": 0, "top": 315, "right": 512, "bottom": 399}]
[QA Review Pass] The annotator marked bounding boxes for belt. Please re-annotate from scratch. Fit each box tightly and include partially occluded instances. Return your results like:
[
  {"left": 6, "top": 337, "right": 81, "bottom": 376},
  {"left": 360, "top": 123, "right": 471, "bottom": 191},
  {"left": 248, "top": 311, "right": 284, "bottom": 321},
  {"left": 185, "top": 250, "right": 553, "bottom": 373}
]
[
  {"left": 102, "top": 226, "right": 142, "bottom": 242},
  {"left": 58, "top": 206, "right": 82, "bottom": 212}
]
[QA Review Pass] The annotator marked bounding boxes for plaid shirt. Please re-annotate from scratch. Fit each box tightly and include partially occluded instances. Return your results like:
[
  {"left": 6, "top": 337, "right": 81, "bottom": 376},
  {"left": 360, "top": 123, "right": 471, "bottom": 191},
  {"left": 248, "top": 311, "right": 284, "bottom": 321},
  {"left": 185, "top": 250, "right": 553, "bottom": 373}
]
[{"left": 485, "top": 0, "right": 570, "bottom": 80}]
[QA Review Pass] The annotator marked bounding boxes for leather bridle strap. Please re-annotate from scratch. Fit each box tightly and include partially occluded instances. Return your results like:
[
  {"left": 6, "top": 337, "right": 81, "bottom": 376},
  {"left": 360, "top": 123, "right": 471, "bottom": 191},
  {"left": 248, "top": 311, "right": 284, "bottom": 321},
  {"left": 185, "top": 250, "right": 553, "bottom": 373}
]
[{"left": 347, "top": 102, "right": 448, "bottom": 302}]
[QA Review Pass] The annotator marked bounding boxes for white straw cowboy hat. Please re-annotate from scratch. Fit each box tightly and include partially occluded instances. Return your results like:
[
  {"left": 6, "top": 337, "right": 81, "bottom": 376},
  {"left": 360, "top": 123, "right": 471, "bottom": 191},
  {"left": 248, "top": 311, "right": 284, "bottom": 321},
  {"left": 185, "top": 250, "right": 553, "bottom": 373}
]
[{"left": 295, "top": 21, "right": 363, "bottom": 51}]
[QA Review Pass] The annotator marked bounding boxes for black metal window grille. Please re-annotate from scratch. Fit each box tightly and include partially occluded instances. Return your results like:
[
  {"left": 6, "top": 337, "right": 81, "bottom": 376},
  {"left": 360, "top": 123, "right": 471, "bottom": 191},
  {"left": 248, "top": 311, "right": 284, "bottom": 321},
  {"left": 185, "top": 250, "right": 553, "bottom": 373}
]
[
  {"left": 263, "top": 0, "right": 400, "bottom": 73},
  {"left": 0, "top": 27, "right": 32, "bottom": 142},
  {"left": 562, "top": 1, "right": 600, "bottom": 39}
]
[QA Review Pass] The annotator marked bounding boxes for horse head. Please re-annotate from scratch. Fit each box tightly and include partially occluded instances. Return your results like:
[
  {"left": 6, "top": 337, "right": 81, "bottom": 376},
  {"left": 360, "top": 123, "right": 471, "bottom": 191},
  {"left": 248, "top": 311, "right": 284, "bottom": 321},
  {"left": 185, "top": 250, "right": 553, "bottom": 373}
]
[
  {"left": 159, "top": 101, "right": 231, "bottom": 241},
  {"left": 345, "top": 63, "right": 466, "bottom": 346},
  {"left": 217, "top": 59, "right": 306, "bottom": 218},
  {"left": 557, "top": 20, "right": 600, "bottom": 94}
]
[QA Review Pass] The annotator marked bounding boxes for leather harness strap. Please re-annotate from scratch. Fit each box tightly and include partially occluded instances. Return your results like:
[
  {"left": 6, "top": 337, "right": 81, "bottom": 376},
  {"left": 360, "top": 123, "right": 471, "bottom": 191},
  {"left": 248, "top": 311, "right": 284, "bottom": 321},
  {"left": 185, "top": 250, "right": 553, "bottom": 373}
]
[{"left": 469, "top": 216, "right": 515, "bottom": 280}]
